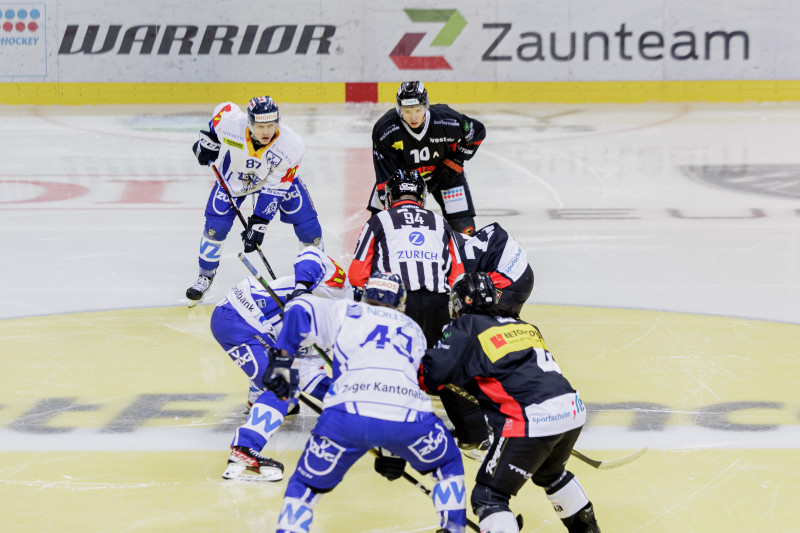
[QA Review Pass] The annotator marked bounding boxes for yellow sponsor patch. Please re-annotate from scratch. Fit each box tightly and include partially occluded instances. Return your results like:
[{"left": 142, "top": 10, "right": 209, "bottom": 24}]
[
  {"left": 478, "top": 323, "right": 547, "bottom": 363},
  {"left": 223, "top": 137, "right": 244, "bottom": 150},
  {"left": 392, "top": 140, "right": 404, "bottom": 151}
]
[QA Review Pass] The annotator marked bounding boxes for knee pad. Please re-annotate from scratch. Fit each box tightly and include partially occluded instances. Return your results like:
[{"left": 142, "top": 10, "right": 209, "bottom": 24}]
[
  {"left": 431, "top": 474, "right": 467, "bottom": 533},
  {"left": 470, "top": 483, "right": 511, "bottom": 518},
  {"left": 293, "top": 218, "right": 323, "bottom": 248},
  {"left": 232, "top": 392, "right": 288, "bottom": 449},
  {"left": 431, "top": 473, "right": 466, "bottom": 512},
  {"left": 198, "top": 233, "right": 224, "bottom": 274},
  {"left": 478, "top": 510, "right": 519, "bottom": 533},
  {"left": 277, "top": 482, "right": 322, "bottom": 533},
  {"left": 545, "top": 471, "right": 590, "bottom": 519}
]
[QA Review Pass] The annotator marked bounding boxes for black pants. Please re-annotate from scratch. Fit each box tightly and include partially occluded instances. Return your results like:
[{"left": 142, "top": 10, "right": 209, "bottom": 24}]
[
  {"left": 476, "top": 426, "right": 584, "bottom": 494},
  {"left": 497, "top": 264, "right": 535, "bottom": 317},
  {"left": 404, "top": 290, "right": 451, "bottom": 349},
  {"left": 405, "top": 290, "right": 490, "bottom": 445}
]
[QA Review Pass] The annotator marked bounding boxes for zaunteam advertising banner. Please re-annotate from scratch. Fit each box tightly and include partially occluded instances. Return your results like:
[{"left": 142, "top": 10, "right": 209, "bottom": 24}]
[{"left": 2, "top": 0, "right": 797, "bottom": 83}]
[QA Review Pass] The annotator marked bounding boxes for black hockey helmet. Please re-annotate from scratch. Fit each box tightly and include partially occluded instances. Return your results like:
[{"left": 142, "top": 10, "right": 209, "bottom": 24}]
[
  {"left": 247, "top": 96, "right": 280, "bottom": 125},
  {"left": 449, "top": 272, "right": 497, "bottom": 319},
  {"left": 364, "top": 272, "right": 407, "bottom": 312},
  {"left": 386, "top": 169, "right": 427, "bottom": 207},
  {"left": 396, "top": 81, "right": 429, "bottom": 116}
]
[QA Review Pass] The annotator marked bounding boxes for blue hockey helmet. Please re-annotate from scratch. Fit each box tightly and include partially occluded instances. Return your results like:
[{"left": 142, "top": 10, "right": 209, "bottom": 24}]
[
  {"left": 364, "top": 272, "right": 407, "bottom": 312},
  {"left": 247, "top": 96, "right": 280, "bottom": 126},
  {"left": 396, "top": 81, "right": 429, "bottom": 116},
  {"left": 386, "top": 169, "right": 426, "bottom": 207},
  {"left": 449, "top": 272, "right": 497, "bottom": 319}
]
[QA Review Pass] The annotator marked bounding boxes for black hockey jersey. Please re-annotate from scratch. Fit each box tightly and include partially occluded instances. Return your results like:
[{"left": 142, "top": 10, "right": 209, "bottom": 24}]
[
  {"left": 456, "top": 223, "right": 529, "bottom": 289},
  {"left": 372, "top": 104, "right": 486, "bottom": 185},
  {"left": 421, "top": 313, "right": 586, "bottom": 438}
]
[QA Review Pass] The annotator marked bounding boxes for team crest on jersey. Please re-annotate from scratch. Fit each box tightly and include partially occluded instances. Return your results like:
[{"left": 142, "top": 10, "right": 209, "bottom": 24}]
[
  {"left": 237, "top": 172, "right": 261, "bottom": 192},
  {"left": 345, "top": 304, "right": 363, "bottom": 318},
  {"left": 266, "top": 150, "right": 283, "bottom": 167},
  {"left": 408, "top": 424, "right": 448, "bottom": 463},
  {"left": 303, "top": 435, "right": 346, "bottom": 476},
  {"left": 392, "top": 140, "right": 404, "bottom": 151}
]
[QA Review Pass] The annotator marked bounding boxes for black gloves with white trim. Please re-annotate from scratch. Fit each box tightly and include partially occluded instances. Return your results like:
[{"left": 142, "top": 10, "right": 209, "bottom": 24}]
[
  {"left": 241, "top": 215, "right": 270, "bottom": 253},
  {"left": 263, "top": 349, "right": 299, "bottom": 403},
  {"left": 192, "top": 130, "right": 220, "bottom": 166}
]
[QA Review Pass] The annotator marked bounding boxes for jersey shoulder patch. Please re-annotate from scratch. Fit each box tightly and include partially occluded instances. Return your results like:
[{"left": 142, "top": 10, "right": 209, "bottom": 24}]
[
  {"left": 214, "top": 107, "right": 248, "bottom": 146},
  {"left": 269, "top": 124, "right": 305, "bottom": 165},
  {"left": 373, "top": 110, "right": 403, "bottom": 143}
]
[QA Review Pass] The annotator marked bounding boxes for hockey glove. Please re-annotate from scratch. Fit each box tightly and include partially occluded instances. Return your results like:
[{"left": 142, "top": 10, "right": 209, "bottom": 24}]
[
  {"left": 192, "top": 130, "right": 220, "bottom": 166},
  {"left": 454, "top": 142, "right": 476, "bottom": 161},
  {"left": 374, "top": 449, "right": 406, "bottom": 481},
  {"left": 430, "top": 158, "right": 464, "bottom": 184},
  {"left": 241, "top": 214, "right": 270, "bottom": 253},
  {"left": 352, "top": 286, "right": 364, "bottom": 302},
  {"left": 263, "top": 349, "right": 299, "bottom": 402}
]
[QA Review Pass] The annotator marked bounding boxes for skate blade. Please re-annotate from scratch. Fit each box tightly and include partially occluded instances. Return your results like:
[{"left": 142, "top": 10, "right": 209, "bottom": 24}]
[
  {"left": 222, "top": 463, "right": 283, "bottom": 482},
  {"left": 187, "top": 298, "right": 203, "bottom": 308},
  {"left": 461, "top": 448, "right": 487, "bottom": 462}
]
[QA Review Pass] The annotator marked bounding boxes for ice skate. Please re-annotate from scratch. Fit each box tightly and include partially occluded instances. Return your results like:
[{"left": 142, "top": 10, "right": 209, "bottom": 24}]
[
  {"left": 186, "top": 275, "right": 213, "bottom": 307},
  {"left": 222, "top": 446, "right": 284, "bottom": 482},
  {"left": 457, "top": 436, "right": 490, "bottom": 461}
]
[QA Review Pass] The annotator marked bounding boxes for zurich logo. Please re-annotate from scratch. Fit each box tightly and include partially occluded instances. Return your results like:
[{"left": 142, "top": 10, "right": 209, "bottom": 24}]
[{"left": 409, "top": 232, "right": 425, "bottom": 246}]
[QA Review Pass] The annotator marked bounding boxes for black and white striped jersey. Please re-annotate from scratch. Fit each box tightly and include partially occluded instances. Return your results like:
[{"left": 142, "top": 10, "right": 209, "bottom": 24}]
[{"left": 348, "top": 200, "right": 464, "bottom": 293}]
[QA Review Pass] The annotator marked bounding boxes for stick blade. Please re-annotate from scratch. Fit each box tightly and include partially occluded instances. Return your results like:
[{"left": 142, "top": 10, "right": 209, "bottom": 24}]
[{"left": 597, "top": 447, "right": 648, "bottom": 470}]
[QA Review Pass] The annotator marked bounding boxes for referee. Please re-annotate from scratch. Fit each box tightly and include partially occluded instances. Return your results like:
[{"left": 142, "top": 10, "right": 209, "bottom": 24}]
[
  {"left": 349, "top": 169, "right": 463, "bottom": 347},
  {"left": 349, "top": 170, "right": 490, "bottom": 451}
]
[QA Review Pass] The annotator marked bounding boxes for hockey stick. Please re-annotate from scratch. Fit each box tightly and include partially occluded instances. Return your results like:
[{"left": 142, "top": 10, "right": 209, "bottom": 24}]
[
  {"left": 442, "top": 384, "right": 647, "bottom": 470},
  {"left": 295, "top": 392, "right": 482, "bottom": 533},
  {"left": 569, "top": 447, "right": 648, "bottom": 470},
  {"left": 210, "top": 163, "right": 278, "bottom": 280},
  {"left": 237, "top": 252, "right": 285, "bottom": 313}
]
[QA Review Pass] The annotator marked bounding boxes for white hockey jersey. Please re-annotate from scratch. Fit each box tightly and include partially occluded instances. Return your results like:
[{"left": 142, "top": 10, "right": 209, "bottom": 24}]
[
  {"left": 209, "top": 101, "right": 304, "bottom": 199},
  {"left": 278, "top": 295, "right": 433, "bottom": 422},
  {"left": 217, "top": 246, "right": 350, "bottom": 335}
]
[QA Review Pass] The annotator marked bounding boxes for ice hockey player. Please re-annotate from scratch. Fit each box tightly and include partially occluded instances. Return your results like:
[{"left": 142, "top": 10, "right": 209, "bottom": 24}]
[
  {"left": 210, "top": 246, "right": 349, "bottom": 482},
  {"left": 420, "top": 272, "right": 600, "bottom": 533},
  {"left": 186, "top": 95, "right": 323, "bottom": 306},
  {"left": 367, "top": 81, "right": 486, "bottom": 235},
  {"left": 270, "top": 272, "right": 467, "bottom": 533},
  {"left": 455, "top": 222, "right": 534, "bottom": 317}
]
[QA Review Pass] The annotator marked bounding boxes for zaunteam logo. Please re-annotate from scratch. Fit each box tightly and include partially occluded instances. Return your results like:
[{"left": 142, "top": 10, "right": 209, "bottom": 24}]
[{"left": 390, "top": 9, "right": 465, "bottom": 70}]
